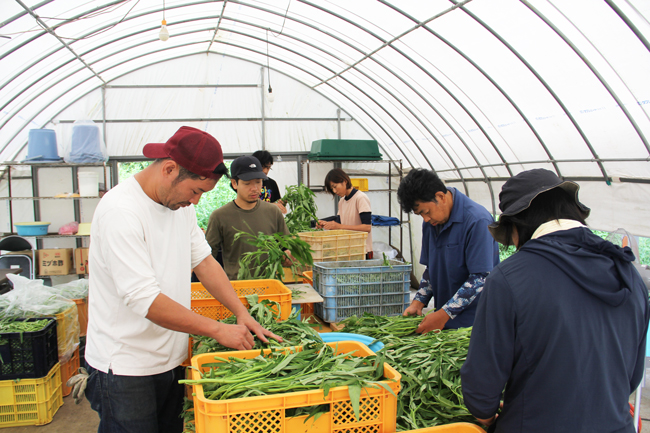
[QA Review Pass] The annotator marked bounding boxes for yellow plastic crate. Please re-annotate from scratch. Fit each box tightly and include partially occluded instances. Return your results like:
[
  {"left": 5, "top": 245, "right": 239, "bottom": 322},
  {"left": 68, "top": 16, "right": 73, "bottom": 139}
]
[
  {"left": 402, "top": 424, "right": 485, "bottom": 432},
  {"left": 60, "top": 346, "right": 80, "bottom": 397},
  {"left": 191, "top": 341, "right": 401, "bottom": 433},
  {"left": 0, "top": 363, "right": 63, "bottom": 427},
  {"left": 183, "top": 280, "right": 293, "bottom": 366},
  {"left": 49, "top": 304, "right": 80, "bottom": 361},
  {"left": 190, "top": 280, "right": 292, "bottom": 321},
  {"left": 350, "top": 178, "right": 369, "bottom": 191},
  {"left": 298, "top": 230, "right": 367, "bottom": 262}
]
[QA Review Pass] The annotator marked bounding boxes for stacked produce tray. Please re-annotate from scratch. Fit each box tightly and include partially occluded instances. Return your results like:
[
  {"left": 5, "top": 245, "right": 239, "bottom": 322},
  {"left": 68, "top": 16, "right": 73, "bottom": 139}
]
[
  {"left": 298, "top": 230, "right": 367, "bottom": 262},
  {"left": 183, "top": 280, "right": 292, "bottom": 365},
  {"left": 190, "top": 341, "right": 400, "bottom": 433},
  {"left": 0, "top": 318, "right": 58, "bottom": 380},
  {"left": 313, "top": 259, "right": 412, "bottom": 322},
  {"left": 189, "top": 280, "right": 292, "bottom": 321},
  {"left": 60, "top": 346, "right": 80, "bottom": 397},
  {"left": 0, "top": 362, "right": 63, "bottom": 427}
]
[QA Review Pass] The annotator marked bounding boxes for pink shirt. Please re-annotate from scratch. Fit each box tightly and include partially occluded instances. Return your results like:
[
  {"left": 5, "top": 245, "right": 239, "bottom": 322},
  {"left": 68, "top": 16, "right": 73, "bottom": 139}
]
[{"left": 338, "top": 189, "right": 373, "bottom": 253}]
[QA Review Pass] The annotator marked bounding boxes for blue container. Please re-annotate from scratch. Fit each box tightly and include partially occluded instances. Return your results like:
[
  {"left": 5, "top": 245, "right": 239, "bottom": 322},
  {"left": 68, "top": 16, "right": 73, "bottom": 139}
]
[
  {"left": 291, "top": 304, "right": 301, "bottom": 320},
  {"left": 312, "top": 259, "right": 412, "bottom": 322},
  {"left": 14, "top": 222, "right": 51, "bottom": 236},
  {"left": 25, "top": 129, "right": 61, "bottom": 162},
  {"left": 69, "top": 124, "right": 104, "bottom": 162},
  {"left": 318, "top": 332, "right": 384, "bottom": 353}
]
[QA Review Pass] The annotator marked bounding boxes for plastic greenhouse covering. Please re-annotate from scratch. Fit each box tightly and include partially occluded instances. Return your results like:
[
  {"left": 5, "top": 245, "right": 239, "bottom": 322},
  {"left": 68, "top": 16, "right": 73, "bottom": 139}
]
[{"left": 1, "top": 0, "right": 650, "bottom": 270}]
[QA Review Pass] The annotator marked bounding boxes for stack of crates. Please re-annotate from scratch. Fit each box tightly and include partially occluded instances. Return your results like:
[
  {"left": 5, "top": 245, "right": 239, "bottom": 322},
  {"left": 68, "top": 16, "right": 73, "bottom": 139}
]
[
  {"left": 312, "top": 259, "right": 412, "bottom": 322},
  {"left": 0, "top": 318, "right": 63, "bottom": 427},
  {"left": 60, "top": 347, "right": 80, "bottom": 397},
  {"left": 33, "top": 303, "right": 80, "bottom": 398}
]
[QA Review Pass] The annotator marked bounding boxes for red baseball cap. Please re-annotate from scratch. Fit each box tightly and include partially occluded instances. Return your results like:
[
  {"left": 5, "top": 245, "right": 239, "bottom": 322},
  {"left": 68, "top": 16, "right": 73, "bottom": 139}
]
[{"left": 143, "top": 126, "right": 224, "bottom": 180}]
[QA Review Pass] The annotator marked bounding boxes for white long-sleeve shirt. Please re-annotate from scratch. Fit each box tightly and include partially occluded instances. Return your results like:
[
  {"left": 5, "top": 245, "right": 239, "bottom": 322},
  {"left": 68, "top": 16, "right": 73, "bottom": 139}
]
[{"left": 85, "top": 177, "right": 211, "bottom": 375}]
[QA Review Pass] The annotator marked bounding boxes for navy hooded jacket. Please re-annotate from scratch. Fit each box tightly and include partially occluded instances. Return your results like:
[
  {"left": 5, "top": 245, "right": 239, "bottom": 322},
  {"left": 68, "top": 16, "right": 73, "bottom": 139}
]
[{"left": 461, "top": 227, "right": 649, "bottom": 432}]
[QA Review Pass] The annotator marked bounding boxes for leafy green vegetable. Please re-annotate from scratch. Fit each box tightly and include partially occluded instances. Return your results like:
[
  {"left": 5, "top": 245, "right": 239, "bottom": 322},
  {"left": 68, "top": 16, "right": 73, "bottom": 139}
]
[
  {"left": 235, "top": 229, "right": 313, "bottom": 281},
  {"left": 180, "top": 342, "right": 393, "bottom": 422},
  {"left": 339, "top": 314, "right": 476, "bottom": 430},
  {"left": 191, "top": 295, "right": 322, "bottom": 354},
  {"left": 282, "top": 184, "right": 319, "bottom": 234}
]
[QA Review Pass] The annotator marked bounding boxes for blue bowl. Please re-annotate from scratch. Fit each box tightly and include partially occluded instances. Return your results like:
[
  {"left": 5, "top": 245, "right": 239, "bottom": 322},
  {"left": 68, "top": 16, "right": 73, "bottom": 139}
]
[
  {"left": 318, "top": 332, "right": 384, "bottom": 352},
  {"left": 15, "top": 222, "right": 51, "bottom": 236}
]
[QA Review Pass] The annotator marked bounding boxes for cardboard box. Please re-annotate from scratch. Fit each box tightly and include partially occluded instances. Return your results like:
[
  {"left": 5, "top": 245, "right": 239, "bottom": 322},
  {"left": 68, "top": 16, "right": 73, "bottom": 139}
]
[
  {"left": 74, "top": 248, "right": 89, "bottom": 275},
  {"left": 38, "top": 248, "right": 73, "bottom": 276}
]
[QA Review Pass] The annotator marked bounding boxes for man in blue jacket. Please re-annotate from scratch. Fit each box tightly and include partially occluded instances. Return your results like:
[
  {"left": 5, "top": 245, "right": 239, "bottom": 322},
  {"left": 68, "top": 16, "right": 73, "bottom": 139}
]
[
  {"left": 461, "top": 169, "right": 649, "bottom": 432},
  {"left": 398, "top": 169, "right": 499, "bottom": 331}
]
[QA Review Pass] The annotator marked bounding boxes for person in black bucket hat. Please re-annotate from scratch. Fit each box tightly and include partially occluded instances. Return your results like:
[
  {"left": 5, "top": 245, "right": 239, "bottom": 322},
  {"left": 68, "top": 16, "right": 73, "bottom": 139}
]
[
  {"left": 487, "top": 168, "right": 591, "bottom": 247},
  {"left": 461, "top": 168, "right": 649, "bottom": 432}
]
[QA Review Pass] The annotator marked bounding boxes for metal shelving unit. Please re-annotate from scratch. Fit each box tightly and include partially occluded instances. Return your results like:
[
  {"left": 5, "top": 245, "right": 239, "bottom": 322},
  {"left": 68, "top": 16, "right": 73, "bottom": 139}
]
[
  {"left": 300, "top": 159, "right": 413, "bottom": 265},
  {"left": 0, "top": 161, "right": 111, "bottom": 245},
  {"left": 0, "top": 162, "right": 112, "bottom": 278}
]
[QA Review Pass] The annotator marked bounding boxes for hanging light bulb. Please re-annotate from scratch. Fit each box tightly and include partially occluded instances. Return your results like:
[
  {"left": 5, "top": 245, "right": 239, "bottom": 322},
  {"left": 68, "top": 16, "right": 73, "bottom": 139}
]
[
  {"left": 159, "top": 0, "right": 169, "bottom": 41},
  {"left": 267, "top": 85, "right": 275, "bottom": 103},
  {"left": 159, "top": 20, "right": 170, "bottom": 41}
]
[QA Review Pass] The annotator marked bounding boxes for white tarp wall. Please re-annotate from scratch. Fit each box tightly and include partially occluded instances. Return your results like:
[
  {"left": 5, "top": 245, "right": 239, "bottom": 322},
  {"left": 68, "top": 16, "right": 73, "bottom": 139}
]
[{"left": 1, "top": 0, "right": 650, "bottom": 270}]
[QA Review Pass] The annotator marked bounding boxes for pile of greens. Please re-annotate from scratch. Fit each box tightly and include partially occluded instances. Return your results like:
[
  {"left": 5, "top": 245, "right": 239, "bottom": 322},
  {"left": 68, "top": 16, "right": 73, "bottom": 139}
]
[
  {"left": 282, "top": 184, "right": 319, "bottom": 234},
  {"left": 181, "top": 342, "right": 393, "bottom": 421},
  {"left": 339, "top": 313, "right": 476, "bottom": 430},
  {"left": 235, "top": 230, "right": 314, "bottom": 281},
  {"left": 191, "top": 295, "right": 322, "bottom": 355},
  {"left": 0, "top": 318, "right": 51, "bottom": 335}
]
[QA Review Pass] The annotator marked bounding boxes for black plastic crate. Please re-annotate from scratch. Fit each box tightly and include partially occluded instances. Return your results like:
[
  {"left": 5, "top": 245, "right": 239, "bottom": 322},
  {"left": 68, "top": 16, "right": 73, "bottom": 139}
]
[{"left": 0, "top": 318, "right": 58, "bottom": 380}]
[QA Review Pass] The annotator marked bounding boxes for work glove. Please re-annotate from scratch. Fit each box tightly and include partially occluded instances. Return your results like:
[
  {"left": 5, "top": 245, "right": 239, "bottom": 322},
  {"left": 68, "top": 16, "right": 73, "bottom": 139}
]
[{"left": 66, "top": 367, "right": 89, "bottom": 404}]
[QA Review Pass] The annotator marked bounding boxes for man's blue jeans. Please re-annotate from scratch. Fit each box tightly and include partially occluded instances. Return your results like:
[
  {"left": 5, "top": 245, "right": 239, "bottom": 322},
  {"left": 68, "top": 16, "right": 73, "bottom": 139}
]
[{"left": 85, "top": 362, "right": 185, "bottom": 433}]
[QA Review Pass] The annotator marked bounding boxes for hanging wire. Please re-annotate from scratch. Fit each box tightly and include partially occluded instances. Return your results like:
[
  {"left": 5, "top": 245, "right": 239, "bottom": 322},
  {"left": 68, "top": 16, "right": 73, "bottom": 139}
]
[
  {"left": 31, "top": 0, "right": 140, "bottom": 41},
  {"left": 266, "top": 28, "right": 272, "bottom": 94},
  {"left": 163, "top": 0, "right": 166, "bottom": 21},
  {"left": 270, "top": 0, "right": 292, "bottom": 37}
]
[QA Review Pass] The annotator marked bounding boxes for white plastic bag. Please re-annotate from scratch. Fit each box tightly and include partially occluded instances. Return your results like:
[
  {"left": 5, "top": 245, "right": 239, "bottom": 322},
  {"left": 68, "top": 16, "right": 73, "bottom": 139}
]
[
  {"left": 63, "top": 120, "right": 108, "bottom": 163},
  {"left": 3, "top": 274, "right": 75, "bottom": 317},
  {"left": 3, "top": 274, "right": 80, "bottom": 361},
  {"left": 52, "top": 278, "right": 89, "bottom": 300},
  {"left": 373, "top": 241, "right": 398, "bottom": 260}
]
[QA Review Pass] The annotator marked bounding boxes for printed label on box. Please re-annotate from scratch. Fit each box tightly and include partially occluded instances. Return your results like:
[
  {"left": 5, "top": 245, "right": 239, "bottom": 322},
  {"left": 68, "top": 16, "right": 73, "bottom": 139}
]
[{"left": 38, "top": 249, "right": 73, "bottom": 276}]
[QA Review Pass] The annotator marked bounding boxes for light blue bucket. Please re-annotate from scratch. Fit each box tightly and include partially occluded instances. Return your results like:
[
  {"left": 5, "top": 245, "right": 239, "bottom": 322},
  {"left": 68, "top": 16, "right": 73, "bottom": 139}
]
[
  {"left": 26, "top": 129, "right": 62, "bottom": 162},
  {"left": 318, "top": 332, "right": 384, "bottom": 352}
]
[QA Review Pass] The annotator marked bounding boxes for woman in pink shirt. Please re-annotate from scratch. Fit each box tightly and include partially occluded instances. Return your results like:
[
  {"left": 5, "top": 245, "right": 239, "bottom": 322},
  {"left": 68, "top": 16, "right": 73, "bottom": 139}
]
[{"left": 317, "top": 168, "right": 374, "bottom": 259}]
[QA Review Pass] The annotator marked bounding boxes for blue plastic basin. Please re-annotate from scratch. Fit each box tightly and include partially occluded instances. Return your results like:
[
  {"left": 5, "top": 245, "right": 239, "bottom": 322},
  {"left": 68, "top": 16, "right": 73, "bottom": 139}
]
[
  {"left": 14, "top": 222, "right": 51, "bottom": 236},
  {"left": 318, "top": 332, "right": 384, "bottom": 352}
]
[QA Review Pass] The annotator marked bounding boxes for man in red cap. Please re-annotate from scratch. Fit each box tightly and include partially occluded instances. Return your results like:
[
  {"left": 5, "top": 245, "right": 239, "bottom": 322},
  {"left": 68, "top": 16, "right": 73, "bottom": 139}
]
[{"left": 83, "top": 126, "right": 281, "bottom": 433}]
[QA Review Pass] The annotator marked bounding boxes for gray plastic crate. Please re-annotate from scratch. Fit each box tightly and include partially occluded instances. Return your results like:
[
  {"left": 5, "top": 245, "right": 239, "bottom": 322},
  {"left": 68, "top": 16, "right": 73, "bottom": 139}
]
[{"left": 313, "top": 259, "right": 411, "bottom": 322}]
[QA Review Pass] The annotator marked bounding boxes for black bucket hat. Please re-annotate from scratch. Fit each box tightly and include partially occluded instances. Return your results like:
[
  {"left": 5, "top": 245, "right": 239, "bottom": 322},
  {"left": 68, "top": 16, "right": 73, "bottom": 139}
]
[{"left": 488, "top": 169, "right": 591, "bottom": 244}]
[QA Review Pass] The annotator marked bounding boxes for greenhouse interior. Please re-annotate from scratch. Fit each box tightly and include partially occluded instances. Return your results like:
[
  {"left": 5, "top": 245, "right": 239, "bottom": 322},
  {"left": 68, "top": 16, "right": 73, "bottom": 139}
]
[{"left": 1, "top": 0, "right": 650, "bottom": 432}]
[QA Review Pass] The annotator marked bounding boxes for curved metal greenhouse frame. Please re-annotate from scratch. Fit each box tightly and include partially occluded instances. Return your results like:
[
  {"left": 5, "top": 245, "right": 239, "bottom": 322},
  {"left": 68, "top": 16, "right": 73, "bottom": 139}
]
[{"left": 1, "top": 0, "right": 649, "bottom": 235}]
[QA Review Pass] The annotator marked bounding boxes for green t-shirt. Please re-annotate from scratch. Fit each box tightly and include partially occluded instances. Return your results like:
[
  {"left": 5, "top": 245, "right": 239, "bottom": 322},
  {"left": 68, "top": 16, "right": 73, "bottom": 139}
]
[{"left": 205, "top": 200, "right": 290, "bottom": 280}]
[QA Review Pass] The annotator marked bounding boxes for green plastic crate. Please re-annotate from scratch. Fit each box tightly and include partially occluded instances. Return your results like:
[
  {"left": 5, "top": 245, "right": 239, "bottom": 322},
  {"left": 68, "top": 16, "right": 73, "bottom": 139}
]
[{"left": 308, "top": 139, "right": 382, "bottom": 160}]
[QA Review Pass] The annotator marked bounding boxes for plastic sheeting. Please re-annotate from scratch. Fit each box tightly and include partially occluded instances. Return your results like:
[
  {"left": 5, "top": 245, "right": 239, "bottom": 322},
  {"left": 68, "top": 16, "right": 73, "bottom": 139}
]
[{"left": 1, "top": 0, "right": 650, "bottom": 236}]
